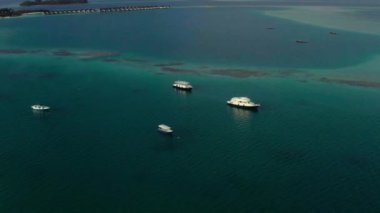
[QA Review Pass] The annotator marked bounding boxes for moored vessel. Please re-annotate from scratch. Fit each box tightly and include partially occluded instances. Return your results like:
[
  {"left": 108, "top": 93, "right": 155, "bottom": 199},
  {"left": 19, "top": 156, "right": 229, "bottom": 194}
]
[
  {"left": 158, "top": 124, "right": 173, "bottom": 134},
  {"left": 173, "top": 81, "right": 192, "bottom": 91},
  {"left": 296, "top": 40, "right": 308, "bottom": 44},
  {"left": 31, "top": 104, "right": 50, "bottom": 111},
  {"left": 227, "top": 97, "right": 260, "bottom": 109}
]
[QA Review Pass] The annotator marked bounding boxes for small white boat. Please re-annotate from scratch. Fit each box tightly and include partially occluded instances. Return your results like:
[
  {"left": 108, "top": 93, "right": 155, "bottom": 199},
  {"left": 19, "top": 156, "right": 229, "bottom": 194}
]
[
  {"left": 227, "top": 97, "right": 260, "bottom": 109},
  {"left": 31, "top": 104, "right": 50, "bottom": 111},
  {"left": 158, "top": 124, "right": 173, "bottom": 134},
  {"left": 173, "top": 81, "right": 192, "bottom": 91}
]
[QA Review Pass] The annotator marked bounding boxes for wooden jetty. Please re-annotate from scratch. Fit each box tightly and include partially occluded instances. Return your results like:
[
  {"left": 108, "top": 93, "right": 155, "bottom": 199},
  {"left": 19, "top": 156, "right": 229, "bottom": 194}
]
[
  {"left": 44, "top": 5, "right": 170, "bottom": 15},
  {"left": 1, "top": 5, "right": 170, "bottom": 18}
]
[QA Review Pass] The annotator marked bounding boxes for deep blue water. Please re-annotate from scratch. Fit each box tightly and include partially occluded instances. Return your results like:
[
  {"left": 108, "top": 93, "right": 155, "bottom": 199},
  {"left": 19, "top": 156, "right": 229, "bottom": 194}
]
[{"left": 0, "top": 4, "right": 380, "bottom": 213}]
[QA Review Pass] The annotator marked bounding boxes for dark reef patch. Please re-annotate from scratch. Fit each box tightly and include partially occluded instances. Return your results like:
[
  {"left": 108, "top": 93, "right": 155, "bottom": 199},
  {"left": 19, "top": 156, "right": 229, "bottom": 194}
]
[
  {"left": 209, "top": 69, "right": 269, "bottom": 78},
  {"left": 160, "top": 67, "right": 200, "bottom": 75},
  {"left": 208, "top": 68, "right": 305, "bottom": 79},
  {"left": 122, "top": 58, "right": 148, "bottom": 63},
  {"left": 51, "top": 50, "right": 121, "bottom": 59},
  {"left": 79, "top": 51, "right": 120, "bottom": 59},
  {"left": 276, "top": 70, "right": 304, "bottom": 77},
  {"left": 53, "top": 50, "right": 75, "bottom": 56},
  {"left": 154, "top": 62, "right": 184, "bottom": 67},
  {"left": 157, "top": 64, "right": 306, "bottom": 79},
  {"left": 0, "top": 49, "right": 28, "bottom": 55},
  {"left": 319, "top": 77, "right": 380, "bottom": 89},
  {"left": 30, "top": 49, "right": 46, "bottom": 54}
]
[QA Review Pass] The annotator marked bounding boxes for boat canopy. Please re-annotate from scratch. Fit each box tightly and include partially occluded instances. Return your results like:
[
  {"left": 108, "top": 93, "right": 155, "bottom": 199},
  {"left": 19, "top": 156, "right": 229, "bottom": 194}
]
[
  {"left": 230, "top": 97, "right": 251, "bottom": 102},
  {"left": 174, "top": 81, "right": 190, "bottom": 85},
  {"left": 158, "top": 124, "right": 172, "bottom": 130}
]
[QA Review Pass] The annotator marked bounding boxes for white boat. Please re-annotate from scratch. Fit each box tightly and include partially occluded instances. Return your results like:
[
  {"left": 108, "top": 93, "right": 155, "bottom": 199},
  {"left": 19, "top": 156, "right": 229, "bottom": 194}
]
[
  {"left": 173, "top": 81, "right": 192, "bottom": 91},
  {"left": 158, "top": 124, "right": 173, "bottom": 134},
  {"left": 31, "top": 104, "right": 50, "bottom": 111},
  {"left": 227, "top": 97, "right": 260, "bottom": 109}
]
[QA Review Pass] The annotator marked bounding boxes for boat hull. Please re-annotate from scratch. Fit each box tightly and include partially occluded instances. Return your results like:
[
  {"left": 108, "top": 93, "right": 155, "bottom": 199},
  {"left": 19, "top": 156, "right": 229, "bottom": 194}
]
[
  {"left": 31, "top": 106, "right": 50, "bottom": 111},
  {"left": 173, "top": 85, "right": 192, "bottom": 91},
  {"left": 227, "top": 103, "right": 259, "bottom": 110},
  {"left": 32, "top": 109, "right": 50, "bottom": 111},
  {"left": 158, "top": 129, "right": 173, "bottom": 134}
]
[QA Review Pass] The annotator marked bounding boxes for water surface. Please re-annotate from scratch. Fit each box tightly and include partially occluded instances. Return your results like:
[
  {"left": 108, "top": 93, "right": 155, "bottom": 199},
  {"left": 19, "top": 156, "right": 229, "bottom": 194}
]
[{"left": 1, "top": 4, "right": 380, "bottom": 213}]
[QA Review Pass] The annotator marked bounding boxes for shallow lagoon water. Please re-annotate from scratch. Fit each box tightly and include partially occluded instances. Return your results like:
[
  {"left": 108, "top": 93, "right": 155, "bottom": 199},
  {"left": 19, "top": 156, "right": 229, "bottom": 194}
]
[
  {"left": 265, "top": 6, "right": 380, "bottom": 35},
  {"left": 0, "top": 4, "right": 380, "bottom": 212}
]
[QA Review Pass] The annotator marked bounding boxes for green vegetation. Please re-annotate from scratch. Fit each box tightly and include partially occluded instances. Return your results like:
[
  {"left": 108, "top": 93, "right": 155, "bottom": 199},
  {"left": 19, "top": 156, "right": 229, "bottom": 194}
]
[
  {"left": 20, "top": 0, "right": 88, "bottom": 6},
  {"left": 0, "top": 8, "right": 15, "bottom": 17}
]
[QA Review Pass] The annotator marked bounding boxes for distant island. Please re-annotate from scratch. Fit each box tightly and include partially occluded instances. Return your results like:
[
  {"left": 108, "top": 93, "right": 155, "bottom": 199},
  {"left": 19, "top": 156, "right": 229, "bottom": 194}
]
[{"left": 20, "top": 0, "right": 88, "bottom": 6}]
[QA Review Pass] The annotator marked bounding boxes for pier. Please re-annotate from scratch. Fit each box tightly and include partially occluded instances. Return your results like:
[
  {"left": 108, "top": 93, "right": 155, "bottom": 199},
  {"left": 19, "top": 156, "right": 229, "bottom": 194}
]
[
  {"left": 0, "top": 5, "right": 170, "bottom": 18},
  {"left": 44, "top": 5, "right": 170, "bottom": 15}
]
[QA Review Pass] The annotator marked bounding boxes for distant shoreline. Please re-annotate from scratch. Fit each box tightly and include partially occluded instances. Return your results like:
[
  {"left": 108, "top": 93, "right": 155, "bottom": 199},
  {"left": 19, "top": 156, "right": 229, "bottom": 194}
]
[
  {"left": 20, "top": 0, "right": 88, "bottom": 7},
  {"left": 0, "top": 5, "right": 170, "bottom": 18}
]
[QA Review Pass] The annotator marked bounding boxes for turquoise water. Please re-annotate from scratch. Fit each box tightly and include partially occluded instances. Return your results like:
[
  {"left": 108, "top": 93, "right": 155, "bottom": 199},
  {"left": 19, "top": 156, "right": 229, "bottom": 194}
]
[
  {"left": 2, "top": 8, "right": 380, "bottom": 69},
  {"left": 1, "top": 5, "right": 380, "bottom": 212}
]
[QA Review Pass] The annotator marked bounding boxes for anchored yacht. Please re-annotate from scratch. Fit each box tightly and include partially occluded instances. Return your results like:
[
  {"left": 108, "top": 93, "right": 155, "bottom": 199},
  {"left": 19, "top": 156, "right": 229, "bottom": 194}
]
[
  {"left": 158, "top": 124, "right": 173, "bottom": 134},
  {"left": 227, "top": 97, "right": 260, "bottom": 109},
  {"left": 296, "top": 40, "right": 308, "bottom": 44},
  {"left": 31, "top": 104, "right": 50, "bottom": 111},
  {"left": 173, "top": 81, "right": 192, "bottom": 91}
]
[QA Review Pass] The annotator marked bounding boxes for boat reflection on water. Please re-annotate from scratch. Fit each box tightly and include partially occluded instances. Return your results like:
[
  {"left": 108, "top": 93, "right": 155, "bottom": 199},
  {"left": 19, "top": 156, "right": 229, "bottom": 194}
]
[
  {"left": 174, "top": 88, "right": 191, "bottom": 96},
  {"left": 32, "top": 109, "right": 51, "bottom": 118},
  {"left": 230, "top": 107, "right": 253, "bottom": 122}
]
